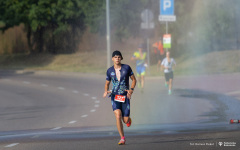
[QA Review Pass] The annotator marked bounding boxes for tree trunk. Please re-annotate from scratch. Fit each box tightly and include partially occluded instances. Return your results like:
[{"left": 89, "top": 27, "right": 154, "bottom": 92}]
[
  {"left": 26, "top": 25, "right": 33, "bottom": 53},
  {"left": 36, "top": 27, "right": 44, "bottom": 53}
]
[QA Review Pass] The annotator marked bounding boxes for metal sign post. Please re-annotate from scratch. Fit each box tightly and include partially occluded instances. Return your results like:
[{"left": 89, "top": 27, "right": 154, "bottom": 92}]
[
  {"left": 106, "top": 0, "right": 111, "bottom": 68},
  {"left": 141, "top": 9, "right": 154, "bottom": 75},
  {"left": 159, "top": 0, "right": 176, "bottom": 51}
]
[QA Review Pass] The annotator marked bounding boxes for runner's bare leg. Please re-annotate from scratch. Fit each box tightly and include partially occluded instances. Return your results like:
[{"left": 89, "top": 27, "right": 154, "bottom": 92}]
[
  {"left": 114, "top": 109, "right": 124, "bottom": 138},
  {"left": 141, "top": 75, "right": 144, "bottom": 88},
  {"left": 138, "top": 76, "right": 141, "bottom": 88},
  {"left": 157, "top": 60, "right": 161, "bottom": 71},
  {"left": 123, "top": 117, "right": 130, "bottom": 124},
  {"left": 169, "top": 79, "right": 172, "bottom": 90}
]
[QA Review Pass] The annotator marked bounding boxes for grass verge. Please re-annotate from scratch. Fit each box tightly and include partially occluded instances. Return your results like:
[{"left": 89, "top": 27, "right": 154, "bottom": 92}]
[{"left": 0, "top": 50, "right": 239, "bottom": 76}]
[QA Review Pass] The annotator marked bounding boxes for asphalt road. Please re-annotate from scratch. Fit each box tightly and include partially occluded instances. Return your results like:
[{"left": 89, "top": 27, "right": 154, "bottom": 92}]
[{"left": 0, "top": 70, "right": 240, "bottom": 150}]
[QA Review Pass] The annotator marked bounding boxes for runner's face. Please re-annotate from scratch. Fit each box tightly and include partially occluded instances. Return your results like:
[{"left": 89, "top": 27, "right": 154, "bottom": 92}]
[
  {"left": 112, "top": 55, "right": 122, "bottom": 65},
  {"left": 166, "top": 52, "right": 170, "bottom": 57}
]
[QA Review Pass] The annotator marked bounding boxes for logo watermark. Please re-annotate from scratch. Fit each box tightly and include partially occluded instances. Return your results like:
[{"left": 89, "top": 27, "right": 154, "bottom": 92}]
[
  {"left": 190, "top": 142, "right": 215, "bottom": 146},
  {"left": 189, "top": 141, "right": 236, "bottom": 147},
  {"left": 218, "top": 142, "right": 223, "bottom": 146},
  {"left": 218, "top": 141, "right": 236, "bottom": 147}
]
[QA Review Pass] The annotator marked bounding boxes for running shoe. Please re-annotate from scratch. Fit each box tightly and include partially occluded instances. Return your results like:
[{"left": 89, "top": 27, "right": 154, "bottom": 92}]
[
  {"left": 126, "top": 118, "right": 132, "bottom": 127},
  {"left": 168, "top": 90, "right": 172, "bottom": 95},
  {"left": 118, "top": 138, "right": 126, "bottom": 145},
  {"left": 165, "top": 82, "right": 168, "bottom": 87}
]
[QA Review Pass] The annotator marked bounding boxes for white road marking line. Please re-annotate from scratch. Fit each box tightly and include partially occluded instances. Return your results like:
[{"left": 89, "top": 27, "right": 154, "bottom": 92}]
[
  {"left": 83, "top": 93, "right": 89, "bottom": 96},
  {"left": 2, "top": 130, "right": 105, "bottom": 139},
  {"left": 94, "top": 104, "right": 99, "bottom": 107},
  {"left": 31, "top": 135, "right": 40, "bottom": 138},
  {"left": 92, "top": 97, "right": 97, "bottom": 99},
  {"left": 23, "top": 81, "right": 30, "bottom": 84},
  {"left": 41, "top": 84, "right": 48, "bottom": 87},
  {"left": 58, "top": 87, "right": 65, "bottom": 90},
  {"left": 81, "top": 115, "right": 88, "bottom": 118},
  {"left": 95, "top": 100, "right": 100, "bottom": 103},
  {"left": 226, "top": 90, "right": 240, "bottom": 95},
  {"left": 50, "top": 127, "right": 62, "bottom": 130},
  {"left": 90, "top": 109, "right": 96, "bottom": 112},
  {"left": 72, "top": 90, "right": 79, "bottom": 94},
  {"left": 5, "top": 143, "right": 19, "bottom": 147},
  {"left": 3, "top": 79, "right": 11, "bottom": 81},
  {"left": 68, "top": 121, "right": 77, "bottom": 124}
]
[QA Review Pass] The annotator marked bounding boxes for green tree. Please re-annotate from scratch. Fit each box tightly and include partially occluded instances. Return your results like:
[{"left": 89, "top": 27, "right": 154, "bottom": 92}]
[
  {"left": 83, "top": 0, "right": 147, "bottom": 41},
  {"left": 27, "top": 0, "right": 86, "bottom": 53},
  {"left": 1, "top": 0, "right": 238, "bottom": 55},
  {"left": 183, "top": 0, "right": 239, "bottom": 54},
  {"left": 0, "top": 0, "right": 86, "bottom": 53}
]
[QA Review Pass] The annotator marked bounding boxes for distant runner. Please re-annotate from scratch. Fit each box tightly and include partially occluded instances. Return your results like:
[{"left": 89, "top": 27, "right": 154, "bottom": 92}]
[
  {"left": 161, "top": 51, "right": 176, "bottom": 95},
  {"left": 152, "top": 38, "right": 164, "bottom": 71},
  {"left": 131, "top": 44, "right": 147, "bottom": 92},
  {"left": 103, "top": 50, "right": 136, "bottom": 145}
]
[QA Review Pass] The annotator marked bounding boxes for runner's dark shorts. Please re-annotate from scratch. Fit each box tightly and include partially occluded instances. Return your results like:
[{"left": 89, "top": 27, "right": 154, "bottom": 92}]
[
  {"left": 164, "top": 71, "right": 174, "bottom": 82},
  {"left": 111, "top": 94, "right": 130, "bottom": 117}
]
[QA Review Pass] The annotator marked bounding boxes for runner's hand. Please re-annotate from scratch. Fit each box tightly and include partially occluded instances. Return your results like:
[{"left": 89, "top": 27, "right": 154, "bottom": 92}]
[
  {"left": 125, "top": 90, "right": 133, "bottom": 99},
  {"left": 127, "top": 93, "right": 132, "bottom": 99},
  {"left": 103, "top": 91, "right": 111, "bottom": 98}
]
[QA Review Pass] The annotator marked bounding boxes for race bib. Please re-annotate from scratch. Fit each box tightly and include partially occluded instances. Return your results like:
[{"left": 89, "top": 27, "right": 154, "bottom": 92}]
[{"left": 114, "top": 95, "right": 126, "bottom": 103}]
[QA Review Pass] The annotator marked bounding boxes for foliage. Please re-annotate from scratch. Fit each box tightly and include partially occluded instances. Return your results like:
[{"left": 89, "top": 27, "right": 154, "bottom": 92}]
[
  {"left": 0, "top": 0, "right": 86, "bottom": 53},
  {"left": 0, "top": 0, "right": 239, "bottom": 54},
  {"left": 181, "top": 0, "right": 239, "bottom": 54},
  {"left": 82, "top": 0, "right": 147, "bottom": 41}
]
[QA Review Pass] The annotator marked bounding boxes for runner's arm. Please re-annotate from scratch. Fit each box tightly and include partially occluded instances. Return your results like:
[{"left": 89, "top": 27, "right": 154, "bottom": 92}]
[
  {"left": 129, "top": 74, "right": 137, "bottom": 94},
  {"left": 172, "top": 59, "right": 176, "bottom": 69},
  {"left": 103, "top": 80, "right": 111, "bottom": 98},
  {"left": 161, "top": 60, "right": 166, "bottom": 70},
  {"left": 161, "top": 65, "right": 167, "bottom": 71},
  {"left": 131, "top": 56, "right": 137, "bottom": 61},
  {"left": 131, "top": 52, "right": 139, "bottom": 61},
  {"left": 125, "top": 74, "right": 136, "bottom": 99}
]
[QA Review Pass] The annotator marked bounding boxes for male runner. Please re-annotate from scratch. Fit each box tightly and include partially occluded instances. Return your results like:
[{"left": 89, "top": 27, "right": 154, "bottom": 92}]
[
  {"left": 161, "top": 51, "right": 176, "bottom": 95},
  {"left": 152, "top": 38, "right": 164, "bottom": 71},
  {"left": 131, "top": 44, "right": 147, "bottom": 92},
  {"left": 103, "top": 50, "right": 136, "bottom": 145}
]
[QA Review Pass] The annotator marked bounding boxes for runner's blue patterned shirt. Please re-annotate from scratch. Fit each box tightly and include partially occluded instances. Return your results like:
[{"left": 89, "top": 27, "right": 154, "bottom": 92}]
[{"left": 106, "top": 64, "right": 134, "bottom": 95}]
